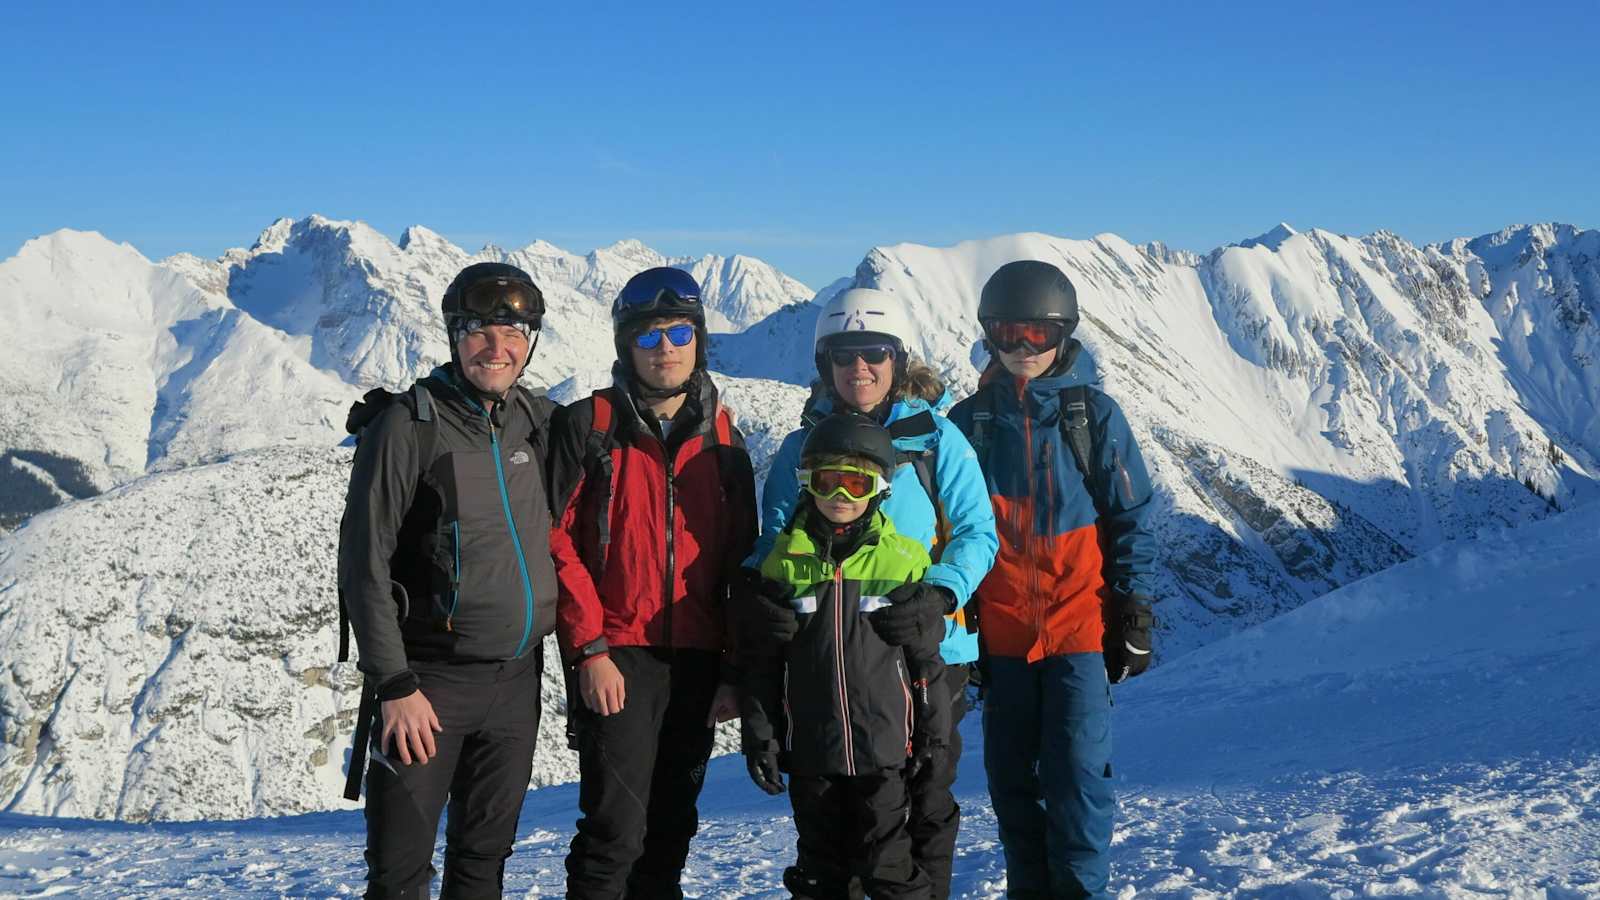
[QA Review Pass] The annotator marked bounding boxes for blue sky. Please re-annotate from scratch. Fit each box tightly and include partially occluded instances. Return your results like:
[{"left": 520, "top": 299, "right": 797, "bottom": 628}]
[{"left": 3, "top": 1, "right": 1597, "bottom": 288}]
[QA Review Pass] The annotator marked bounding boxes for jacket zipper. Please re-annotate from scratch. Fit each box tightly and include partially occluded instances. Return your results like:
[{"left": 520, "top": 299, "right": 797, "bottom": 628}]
[
  {"left": 662, "top": 438, "right": 676, "bottom": 647},
  {"left": 487, "top": 410, "right": 537, "bottom": 658},
  {"left": 446, "top": 521, "right": 461, "bottom": 631},
  {"left": 832, "top": 564, "right": 855, "bottom": 775},
  {"left": 895, "top": 657, "right": 913, "bottom": 758},
  {"left": 1019, "top": 383, "right": 1042, "bottom": 652},
  {"left": 782, "top": 666, "right": 794, "bottom": 752}
]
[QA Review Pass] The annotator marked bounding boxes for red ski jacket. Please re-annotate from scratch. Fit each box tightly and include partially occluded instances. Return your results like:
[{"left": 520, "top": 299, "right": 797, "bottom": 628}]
[{"left": 548, "top": 371, "right": 757, "bottom": 668}]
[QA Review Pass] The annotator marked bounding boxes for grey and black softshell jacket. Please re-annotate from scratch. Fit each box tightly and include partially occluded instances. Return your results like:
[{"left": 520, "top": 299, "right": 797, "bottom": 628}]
[{"left": 338, "top": 367, "right": 559, "bottom": 696}]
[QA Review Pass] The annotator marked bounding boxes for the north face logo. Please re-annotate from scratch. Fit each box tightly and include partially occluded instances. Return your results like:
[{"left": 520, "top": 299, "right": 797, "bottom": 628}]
[{"left": 510, "top": 450, "right": 530, "bottom": 465}]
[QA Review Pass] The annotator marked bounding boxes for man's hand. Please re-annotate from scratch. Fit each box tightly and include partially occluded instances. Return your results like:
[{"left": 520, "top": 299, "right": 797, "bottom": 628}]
[
  {"left": 380, "top": 691, "right": 443, "bottom": 766},
  {"left": 1104, "top": 593, "right": 1155, "bottom": 684},
  {"left": 869, "top": 583, "right": 953, "bottom": 650},
  {"left": 746, "top": 752, "right": 785, "bottom": 795},
  {"left": 579, "top": 656, "right": 627, "bottom": 715},
  {"left": 705, "top": 682, "right": 740, "bottom": 726}
]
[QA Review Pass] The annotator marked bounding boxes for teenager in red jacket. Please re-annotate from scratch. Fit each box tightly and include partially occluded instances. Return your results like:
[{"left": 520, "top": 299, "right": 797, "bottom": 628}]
[{"left": 548, "top": 267, "right": 758, "bottom": 900}]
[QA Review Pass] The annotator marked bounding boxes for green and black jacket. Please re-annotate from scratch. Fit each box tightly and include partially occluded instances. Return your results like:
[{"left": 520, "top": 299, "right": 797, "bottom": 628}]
[{"left": 742, "top": 507, "right": 930, "bottom": 777}]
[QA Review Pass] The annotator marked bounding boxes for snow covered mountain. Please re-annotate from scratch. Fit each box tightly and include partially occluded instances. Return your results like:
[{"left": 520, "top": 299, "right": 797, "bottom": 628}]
[
  {"left": 0, "top": 217, "right": 814, "bottom": 529},
  {"left": 4, "top": 497, "right": 1595, "bottom": 895},
  {"left": 1, "top": 218, "right": 1597, "bottom": 821}
]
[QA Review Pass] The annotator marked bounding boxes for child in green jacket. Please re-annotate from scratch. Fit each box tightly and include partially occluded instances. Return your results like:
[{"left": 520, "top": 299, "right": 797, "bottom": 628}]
[{"left": 740, "top": 413, "right": 947, "bottom": 900}]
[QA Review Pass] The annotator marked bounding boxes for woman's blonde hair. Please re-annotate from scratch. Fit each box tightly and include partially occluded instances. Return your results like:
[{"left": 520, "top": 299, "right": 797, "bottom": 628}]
[{"left": 897, "top": 359, "right": 945, "bottom": 404}]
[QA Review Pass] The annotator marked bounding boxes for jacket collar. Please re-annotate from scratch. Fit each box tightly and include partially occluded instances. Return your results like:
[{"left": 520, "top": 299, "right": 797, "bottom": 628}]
[
  {"left": 779, "top": 506, "right": 893, "bottom": 560},
  {"left": 607, "top": 363, "right": 719, "bottom": 442},
  {"left": 977, "top": 339, "right": 1097, "bottom": 398}
]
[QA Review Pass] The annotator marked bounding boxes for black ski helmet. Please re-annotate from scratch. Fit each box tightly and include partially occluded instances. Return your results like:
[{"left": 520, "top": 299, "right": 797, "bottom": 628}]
[
  {"left": 800, "top": 412, "right": 898, "bottom": 475},
  {"left": 612, "top": 266, "right": 708, "bottom": 370},
  {"left": 978, "top": 260, "right": 1079, "bottom": 334},
  {"left": 442, "top": 262, "right": 545, "bottom": 325}
]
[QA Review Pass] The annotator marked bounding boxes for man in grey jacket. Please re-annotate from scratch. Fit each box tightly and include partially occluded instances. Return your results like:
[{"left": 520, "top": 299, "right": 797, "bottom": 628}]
[{"left": 338, "top": 261, "right": 559, "bottom": 899}]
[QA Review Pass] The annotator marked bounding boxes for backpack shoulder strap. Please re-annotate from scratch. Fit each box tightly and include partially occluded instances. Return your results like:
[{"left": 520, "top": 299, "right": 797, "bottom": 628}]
[
  {"left": 1059, "top": 384, "right": 1108, "bottom": 518},
  {"left": 887, "top": 411, "right": 946, "bottom": 560},
  {"left": 591, "top": 388, "right": 615, "bottom": 438},
  {"left": 967, "top": 384, "right": 1000, "bottom": 468},
  {"left": 583, "top": 389, "right": 620, "bottom": 577}
]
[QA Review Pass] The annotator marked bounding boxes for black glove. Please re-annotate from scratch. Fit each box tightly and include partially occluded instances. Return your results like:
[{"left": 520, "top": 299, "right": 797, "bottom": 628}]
[
  {"left": 1104, "top": 593, "right": 1155, "bottom": 684},
  {"left": 732, "top": 568, "right": 799, "bottom": 651},
  {"left": 869, "top": 583, "right": 953, "bottom": 650},
  {"left": 746, "top": 751, "right": 786, "bottom": 795}
]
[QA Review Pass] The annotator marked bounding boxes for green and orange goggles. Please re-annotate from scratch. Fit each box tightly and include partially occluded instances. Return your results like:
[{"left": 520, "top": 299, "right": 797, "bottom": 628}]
[{"left": 796, "top": 464, "right": 892, "bottom": 502}]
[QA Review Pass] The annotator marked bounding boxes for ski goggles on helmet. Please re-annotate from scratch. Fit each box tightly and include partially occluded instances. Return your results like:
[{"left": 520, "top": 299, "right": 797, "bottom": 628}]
[
  {"left": 982, "top": 319, "right": 1065, "bottom": 355},
  {"left": 796, "top": 464, "right": 891, "bottom": 502},
  {"left": 632, "top": 323, "right": 697, "bottom": 350},
  {"left": 826, "top": 344, "right": 895, "bottom": 367},
  {"left": 457, "top": 279, "right": 544, "bottom": 324},
  {"left": 615, "top": 282, "right": 702, "bottom": 317}
]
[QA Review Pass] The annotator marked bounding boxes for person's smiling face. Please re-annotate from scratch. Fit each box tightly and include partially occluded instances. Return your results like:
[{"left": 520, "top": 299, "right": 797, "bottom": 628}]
[
  {"left": 829, "top": 345, "right": 895, "bottom": 413},
  {"left": 457, "top": 322, "right": 530, "bottom": 395}
]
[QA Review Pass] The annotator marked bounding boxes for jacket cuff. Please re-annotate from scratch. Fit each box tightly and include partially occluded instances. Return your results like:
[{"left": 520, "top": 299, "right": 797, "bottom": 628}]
[
  {"left": 564, "top": 636, "right": 610, "bottom": 668},
  {"left": 375, "top": 670, "right": 419, "bottom": 701}
]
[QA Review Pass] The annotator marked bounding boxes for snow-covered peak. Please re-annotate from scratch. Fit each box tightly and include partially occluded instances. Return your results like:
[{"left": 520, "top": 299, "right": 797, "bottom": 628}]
[
  {"left": 1236, "top": 221, "right": 1300, "bottom": 251},
  {"left": 396, "top": 224, "right": 453, "bottom": 254}
]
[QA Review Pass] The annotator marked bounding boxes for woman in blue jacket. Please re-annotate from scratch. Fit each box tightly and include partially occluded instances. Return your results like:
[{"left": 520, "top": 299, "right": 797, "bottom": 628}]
[{"left": 739, "top": 286, "right": 998, "bottom": 900}]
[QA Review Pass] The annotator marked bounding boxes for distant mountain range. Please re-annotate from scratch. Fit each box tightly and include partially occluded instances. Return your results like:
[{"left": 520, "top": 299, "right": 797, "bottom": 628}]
[{"left": 1, "top": 217, "right": 1595, "bottom": 820}]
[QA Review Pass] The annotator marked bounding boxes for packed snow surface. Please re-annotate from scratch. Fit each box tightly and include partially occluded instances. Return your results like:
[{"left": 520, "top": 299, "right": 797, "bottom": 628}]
[{"left": 2, "top": 500, "right": 1595, "bottom": 897}]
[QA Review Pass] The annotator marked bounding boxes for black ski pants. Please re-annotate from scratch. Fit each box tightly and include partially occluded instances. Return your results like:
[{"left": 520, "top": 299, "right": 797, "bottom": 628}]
[
  {"left": 801, "top": 664, "right": 966, "bottom": 900},
  {"left": 564, "top": 647, "right": 720, "bottom": 900},
  {"left": 906, "top": 663, "right": 968, "bottom": 900},
  {"left": 788, "top": 768, "right": 932, "bottom": 900},
  {"left": 363, "top": 648, "right": 542, "bottom": 900}
]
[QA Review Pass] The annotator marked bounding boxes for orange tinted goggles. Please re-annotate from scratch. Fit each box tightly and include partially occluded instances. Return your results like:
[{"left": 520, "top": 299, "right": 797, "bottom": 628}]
[
  {"left": 983, "top": 320, "right": 1064, "bottom": 354},
  {"left": 796, "top": 465, "right": 890, "bottom": 502}
]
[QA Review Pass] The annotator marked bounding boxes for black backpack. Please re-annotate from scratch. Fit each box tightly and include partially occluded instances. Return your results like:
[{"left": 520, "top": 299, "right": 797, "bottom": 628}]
[
  {"left": 963, "top": 383, "right": 1108, "bottom": 516},
  {"left": 336, "top": 382, "right": 439, "bottom": 801},
  {"left": 337, "top": 382, "right": 440, "bottom": 664}
]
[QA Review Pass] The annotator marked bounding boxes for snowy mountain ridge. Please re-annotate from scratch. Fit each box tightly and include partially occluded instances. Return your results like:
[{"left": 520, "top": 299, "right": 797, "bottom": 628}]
[
  {"left": 1, "top": 218, "right": 1597, "bottom": 821},
  {"left": 0, "top": 217, "right": 814, "bottom": 529}
]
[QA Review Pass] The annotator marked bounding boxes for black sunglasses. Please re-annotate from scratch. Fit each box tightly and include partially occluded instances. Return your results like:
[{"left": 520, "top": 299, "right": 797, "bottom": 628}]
[{"left": 827, "top": 345, "right": 894, "bottom": 367}]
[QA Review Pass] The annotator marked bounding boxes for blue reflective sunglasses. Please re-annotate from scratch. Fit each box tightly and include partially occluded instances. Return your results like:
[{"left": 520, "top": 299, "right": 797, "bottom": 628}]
[{"left": 632, "top": 323, "right": 697, "bottom": 350}]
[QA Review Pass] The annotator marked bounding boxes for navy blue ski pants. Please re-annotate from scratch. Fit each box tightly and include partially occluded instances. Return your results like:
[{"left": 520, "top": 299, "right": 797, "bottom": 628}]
[{"left": 982, "top": 652, "right": 1114, "bottom": 900}]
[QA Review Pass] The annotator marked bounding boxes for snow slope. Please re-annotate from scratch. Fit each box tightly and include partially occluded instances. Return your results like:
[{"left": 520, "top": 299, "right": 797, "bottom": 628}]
[{"left": 3, "top": 491, "right": 1595, "bottom": 897}]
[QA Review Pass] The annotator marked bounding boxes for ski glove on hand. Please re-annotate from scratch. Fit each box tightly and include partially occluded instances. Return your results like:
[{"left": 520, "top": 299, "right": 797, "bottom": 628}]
[
  {"left": 732, "top": 568, "right": 799, "bottom": 652},
  {"left": 869, "top": 583, "right": 953, "bottom": 651},
  {"left": 1104, "top": 592, "right": 1155, "bottom": 684},
  {"left": 746, "top": 751, "right": 786, "bottom": 795}
]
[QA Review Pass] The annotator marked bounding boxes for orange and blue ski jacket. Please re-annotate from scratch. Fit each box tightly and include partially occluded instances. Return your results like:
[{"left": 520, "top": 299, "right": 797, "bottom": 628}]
[{"left": 948, "top": 344, "right": 1156, "bottom": 663}]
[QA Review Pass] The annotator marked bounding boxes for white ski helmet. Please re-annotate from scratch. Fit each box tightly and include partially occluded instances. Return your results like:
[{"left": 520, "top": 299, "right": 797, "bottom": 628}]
[
  {"left": 813, "top": 287, "right": 917, "bottom": 351},
  {"left": 812, "top": 287, "right": 918, "bottom": 389}
]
